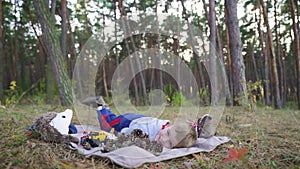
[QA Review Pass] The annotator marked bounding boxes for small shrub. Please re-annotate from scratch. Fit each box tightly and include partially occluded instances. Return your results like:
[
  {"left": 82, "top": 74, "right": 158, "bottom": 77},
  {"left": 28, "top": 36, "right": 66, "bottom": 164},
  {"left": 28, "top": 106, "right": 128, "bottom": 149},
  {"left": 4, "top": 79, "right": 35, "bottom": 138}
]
[
  {"left": 4, "top": 81, "right": 20, "bottom": 106},
  {"left": 199, "top": 87, "right": 210, "bottom": 106},
  {"left": 172, "top": 92, "right": 186, "bottom": 106},
  {"left": 163, "top": 83, "right": 178, "bottom": 104}
]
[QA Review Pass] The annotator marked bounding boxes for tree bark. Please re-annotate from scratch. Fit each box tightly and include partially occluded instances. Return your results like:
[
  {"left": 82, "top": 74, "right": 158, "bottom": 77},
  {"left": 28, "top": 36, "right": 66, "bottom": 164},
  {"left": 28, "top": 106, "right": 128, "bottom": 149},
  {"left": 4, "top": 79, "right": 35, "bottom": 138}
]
[
  {"left": 0, "top": 0, "right": 4, "bottom": 102},
  {"left": 195, "top": 21, "right": 207, "bottom": 90},
  {"left": 46, "top": 0, "right": 57, "bottom": 104},
  {"left": 67, "top": 11, "right": 76, "bottom": 78},
  {"left": 181, "top": 0, "right": 204, "bottom": 99},
  {"left": 274, "top": 0, "right": 284, "bottom": 107},
  {"left": 155, "top": 0, "right": 163, "bottom": 93},
  {"left": 260, "top": 0, "right": 281, "bottom": 108},
  {"left": 225, "top": 10, "right": 233, "bottom": 100},
  {"left": 19, "top": 14, "right": 26, "bottom": 91},
  {"left": 102, "top": 15, "right": 109, "bottom": 98},
  {"left": 256, "top": 12, "right": 271, "bottom": 106},
  {"left": 217, "top": 23, "right": 232, "bottom": 106},
  {"left": 61, "top": 0, "right": 67, "bottom": 58},
  {"left": 12, "top": 0, "right": 18, "bottom": 81},
  {"left": 33, "top": 0, "right": 73, "bottom": 106},
  {"left": 250, "top": 44, "right": 259, "bottom": 81},
  {"left": 208, "top": 0, "right": 217, "bottom": 105},
  {"left": 102, "top": 62, "right": 109, "bottom": 97},
  {"left": 281, "top": 49, "right": 287, "bottom": 107},
  {"left": 201, "top": 0, "right": 232, "bottom": 105},
  {"left": 289, "top": 0, "right": 300, "bottom": 109},
  {"left": 114, "top": 1, "right": 120, "bottom": 83},
  {"left": 225, "top": 0, "right": 247, "bottom": 106},
  {"left": 117, "top": 0, "right": 146, "bottom": 105},
  {"left": 50, "top": 0, "right": 56, "bottom": 18}
]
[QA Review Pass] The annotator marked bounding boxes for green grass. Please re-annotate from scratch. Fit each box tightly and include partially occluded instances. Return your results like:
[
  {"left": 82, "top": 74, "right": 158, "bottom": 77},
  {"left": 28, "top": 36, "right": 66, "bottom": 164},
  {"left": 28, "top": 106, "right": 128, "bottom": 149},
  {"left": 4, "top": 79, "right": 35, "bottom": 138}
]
[{"left": 0, "top": 104, "right": 299, "bottom": 168}]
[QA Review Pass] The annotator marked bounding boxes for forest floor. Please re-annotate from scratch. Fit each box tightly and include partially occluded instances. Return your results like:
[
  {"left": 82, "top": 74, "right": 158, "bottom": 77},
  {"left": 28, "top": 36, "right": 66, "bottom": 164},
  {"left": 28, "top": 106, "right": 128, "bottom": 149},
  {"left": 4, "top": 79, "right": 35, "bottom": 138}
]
[{"left": 0, "top": 103, "right": 299, "bottom": 169}]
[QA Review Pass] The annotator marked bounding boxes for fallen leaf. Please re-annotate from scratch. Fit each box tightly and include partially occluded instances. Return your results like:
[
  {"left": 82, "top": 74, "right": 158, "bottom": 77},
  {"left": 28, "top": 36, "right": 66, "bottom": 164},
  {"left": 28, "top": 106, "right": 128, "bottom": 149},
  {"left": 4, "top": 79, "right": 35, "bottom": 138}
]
[{"left": 224, "top": 148, "right": 249, "bottom": 162}]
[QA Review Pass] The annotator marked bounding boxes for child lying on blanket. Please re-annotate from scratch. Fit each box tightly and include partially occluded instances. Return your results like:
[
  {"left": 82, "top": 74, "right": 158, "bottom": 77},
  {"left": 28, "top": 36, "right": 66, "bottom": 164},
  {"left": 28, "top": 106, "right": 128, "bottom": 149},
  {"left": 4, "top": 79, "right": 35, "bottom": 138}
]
[{"left": 95, "top": 96, "right": 215, "bottom": 149}]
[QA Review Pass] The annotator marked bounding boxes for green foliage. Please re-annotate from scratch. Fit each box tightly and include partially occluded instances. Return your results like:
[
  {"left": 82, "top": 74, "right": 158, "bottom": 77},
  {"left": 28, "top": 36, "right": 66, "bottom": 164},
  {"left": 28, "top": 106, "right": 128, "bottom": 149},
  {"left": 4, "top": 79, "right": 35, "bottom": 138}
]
[
  {"left": 163, "top": 84, "right": 187, "bottom": 106},
  {"left": 1, "top": 0, "right": 298, "bottom": 108},
  {"left": 29, "top": 79, "right": 46, "bottom": 105},
  {"left": 234, "top": 80, "right": 264, "bottom": 111},
  {"left": 171, "top": 92, "right": 186, "bottom": 106},
  {"left": 246, "top": 80, "right": 264, "bottom": 103},
  {"left": 163, "top": 83, "right": 177, "bottom": 104},
  {"left": 164, "top": 83, "right": 177, "bottom": 103},
  {"left": 4, "top": 81, "right": 20, "bottom": 106},
  {"left": 265, "top": 159, "right": 277, "bottom": 168},
  {"left": 199, "top": 87, "right": 210, "bottom": 106},
  {"left": 5, "top": 79, "right": 49, "bottom": 106}
]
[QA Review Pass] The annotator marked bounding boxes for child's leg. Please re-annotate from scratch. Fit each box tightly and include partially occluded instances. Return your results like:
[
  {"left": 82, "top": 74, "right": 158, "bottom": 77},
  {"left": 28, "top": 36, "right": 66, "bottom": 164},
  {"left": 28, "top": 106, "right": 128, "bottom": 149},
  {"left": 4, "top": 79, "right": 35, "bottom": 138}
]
[{"left": 96, "top": 106, "right": 122, "bottom": 132}]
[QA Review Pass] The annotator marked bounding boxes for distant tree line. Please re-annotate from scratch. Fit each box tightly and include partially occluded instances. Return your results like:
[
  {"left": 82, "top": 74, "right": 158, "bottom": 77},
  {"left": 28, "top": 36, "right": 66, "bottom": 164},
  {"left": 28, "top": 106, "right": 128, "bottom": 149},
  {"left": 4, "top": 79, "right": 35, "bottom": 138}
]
[{"left": 0, "top": 0, "right": 299, "bottom": 109}]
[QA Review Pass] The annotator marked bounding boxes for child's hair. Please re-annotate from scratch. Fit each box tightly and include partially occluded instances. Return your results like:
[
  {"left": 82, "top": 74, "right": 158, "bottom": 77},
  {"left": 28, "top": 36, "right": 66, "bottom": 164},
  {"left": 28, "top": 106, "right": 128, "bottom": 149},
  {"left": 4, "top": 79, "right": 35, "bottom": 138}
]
[{"left": 171, "top": 121, "right": 197, "bottom": 148}]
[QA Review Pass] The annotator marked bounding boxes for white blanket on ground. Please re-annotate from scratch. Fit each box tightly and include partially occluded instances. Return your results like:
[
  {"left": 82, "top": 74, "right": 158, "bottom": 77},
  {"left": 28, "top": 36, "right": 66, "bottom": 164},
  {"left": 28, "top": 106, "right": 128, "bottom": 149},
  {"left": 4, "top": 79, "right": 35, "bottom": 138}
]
[{"left": 72, "top": 125, "right": 230, "bottom": 168}]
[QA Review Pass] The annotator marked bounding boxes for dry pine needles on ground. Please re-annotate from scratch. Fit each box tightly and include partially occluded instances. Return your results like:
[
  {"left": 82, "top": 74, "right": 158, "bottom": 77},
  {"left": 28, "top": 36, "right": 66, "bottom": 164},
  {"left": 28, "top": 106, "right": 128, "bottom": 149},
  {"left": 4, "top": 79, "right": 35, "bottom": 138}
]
[{"left": 0, "top": 104, "right": 299, "bottom": 168}]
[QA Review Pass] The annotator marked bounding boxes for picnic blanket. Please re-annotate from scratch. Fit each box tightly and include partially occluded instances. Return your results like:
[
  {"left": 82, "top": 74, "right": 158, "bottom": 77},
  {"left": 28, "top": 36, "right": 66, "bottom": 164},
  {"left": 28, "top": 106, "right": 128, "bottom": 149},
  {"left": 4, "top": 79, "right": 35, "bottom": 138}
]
[{"left": 71, "top": 125, "right": 230, "bottom": 168}]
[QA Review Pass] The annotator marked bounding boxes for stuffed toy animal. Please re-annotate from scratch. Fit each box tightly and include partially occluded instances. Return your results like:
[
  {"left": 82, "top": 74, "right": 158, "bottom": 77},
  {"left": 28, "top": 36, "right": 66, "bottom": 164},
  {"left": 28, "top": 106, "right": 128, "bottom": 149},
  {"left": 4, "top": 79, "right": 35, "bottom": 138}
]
[
  {"left": 101, "top": 129, "right": 163, "bottom": 155},
  {"left": 32, "top": 109, "right": 79, "bottom": 144}
]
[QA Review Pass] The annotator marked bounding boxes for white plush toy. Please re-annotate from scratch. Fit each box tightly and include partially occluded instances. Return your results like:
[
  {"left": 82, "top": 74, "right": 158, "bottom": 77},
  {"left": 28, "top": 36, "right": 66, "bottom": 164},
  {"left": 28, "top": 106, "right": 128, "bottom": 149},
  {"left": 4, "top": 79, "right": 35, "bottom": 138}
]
[
  {"left": 49, "top": 109, "right": 73, "bottom": 135},
  {"left": 33, "top": 109, "right": 79, "bottom": 144}
]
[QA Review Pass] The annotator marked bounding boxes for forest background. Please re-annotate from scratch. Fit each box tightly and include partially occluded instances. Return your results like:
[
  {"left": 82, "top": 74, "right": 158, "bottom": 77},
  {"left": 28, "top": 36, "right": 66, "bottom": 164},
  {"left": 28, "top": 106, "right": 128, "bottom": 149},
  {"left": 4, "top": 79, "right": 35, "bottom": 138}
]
[{"left": 0, "top": 0, "right": 299, "bottom": 110}]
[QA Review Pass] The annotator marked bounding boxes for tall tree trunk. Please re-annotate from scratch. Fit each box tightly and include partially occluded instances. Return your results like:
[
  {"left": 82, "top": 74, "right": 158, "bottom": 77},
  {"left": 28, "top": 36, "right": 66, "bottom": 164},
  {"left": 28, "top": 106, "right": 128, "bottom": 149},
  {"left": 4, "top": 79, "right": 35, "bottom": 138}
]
[
  {"left": 289, "top": 0, "right": 300, "bottom": 109},
  {"left": 208, "top": 0, "right": 217, "bottom": 105},
  {"left": 114, "top": 1, "right": 120, "bottom": 84},
  {"left": 117, "top": 0, "right": 139, "bottom": 105},
  {"left": 256, "top": 12, "right": 271, "bottom": 106},
  {"left": 265, "top": 34, "right": 273, "bottom": 103},
  {"left": 217, "top": 23, "right": 232, "bottom": 106},
  {"left": 260, "top": 0, "right": 281, "bottom": 109},
  {"left": 225, "top": 0, "right": 247, "bottom": 106},
  {"left": 25, "top": 0, "right": 47, "bottom": 89},
  {"left": 249, "top": 43, "right": 259, "bottom": 81},
  {"left": 0, "top": 0, "right": 4, "bottom": 102},
  {"left": 281, "top": 49, "right": 287, "bottom": 107},
  {"left": 225, "top": 11, "right": 233, "bottom": 100},
  {"left": 288, "top": 30, "right": 297, "bottom": 102},
  {"left": 181, "top": 0, "right": 204, "bottom": 100},
  {"left": 196, "top": 21, "right": 206, "bottom": 90},
  {"left": 175, "top": 20, "right": 180, "bottom": 90},
  {"left": 12, "top": 0, "right": 18, "bottom": 81},
  {"left": 33, "top": 0, "right": 72, "bottom": 106},
  {"left": 102, "top": 63, "right": 109, "bottom": 97},
  {"left": 281, "top": 50, "right": 288, "bottom": 107},
  {"left": 50, "top": 0, "right": 56, "bottom": 18},
  {"left": 274, "top": 0, "right": 284, "bottom": 107},
  {"left": 155, "top": 0, "right": 163, "bottom": 92},
  {"left": 61, "top": 0, "right": 67, "bottom": 59},
  {"left": 203, "top": 0, "right": 232, "bottom": 105},
  {"left": 102, "top": 15, "right": 109, "bottom": 97},
  {"left": 117, "top": 0, "right": 147, "bottom": 105},
  {"left": 67, "top": 11, "right": 76, "bottom": 78},
  {"left": 19, "top": 12, "right": 26, "bottom": 91},
  {"left": 148, "top": 34, "right": 155, "bottom": 90},
  {"left": 46, "top": 0, "right": 57, "bottom": 104}
]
